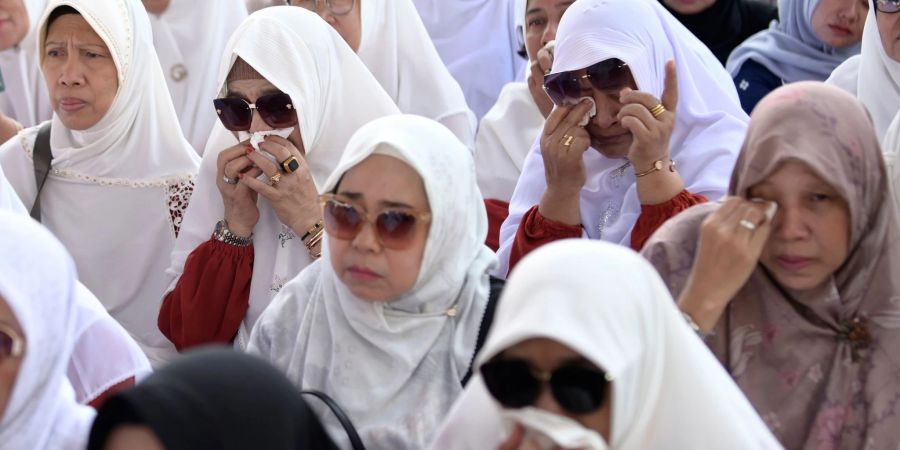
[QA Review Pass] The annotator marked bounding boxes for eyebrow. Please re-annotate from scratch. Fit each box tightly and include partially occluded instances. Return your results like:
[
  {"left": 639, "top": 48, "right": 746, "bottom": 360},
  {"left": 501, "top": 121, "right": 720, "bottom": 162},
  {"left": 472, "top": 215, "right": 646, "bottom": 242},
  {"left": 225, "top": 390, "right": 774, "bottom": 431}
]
[
  {"left": 44, "top": 40, "right": 107, "bottom": 50},
  {"left": 337, "top": 191, "right": 416, "bottom": 209}
]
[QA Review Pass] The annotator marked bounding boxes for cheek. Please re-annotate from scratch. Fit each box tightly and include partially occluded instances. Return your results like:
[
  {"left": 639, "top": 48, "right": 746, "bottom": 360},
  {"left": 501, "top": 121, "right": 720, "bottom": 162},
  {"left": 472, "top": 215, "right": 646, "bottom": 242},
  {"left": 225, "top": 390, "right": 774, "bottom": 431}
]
[
  {"left": 816, "top": 211, "right": 851, "bottom": 268},
  {"left": 0, "top": 359, "right": 21, "bottom": 420},
  {"left": 328, "top": 237, "right": 349, "bottom": 274},
  {"left": 96, "top": 63, "right": 119, "bottom": 107}
]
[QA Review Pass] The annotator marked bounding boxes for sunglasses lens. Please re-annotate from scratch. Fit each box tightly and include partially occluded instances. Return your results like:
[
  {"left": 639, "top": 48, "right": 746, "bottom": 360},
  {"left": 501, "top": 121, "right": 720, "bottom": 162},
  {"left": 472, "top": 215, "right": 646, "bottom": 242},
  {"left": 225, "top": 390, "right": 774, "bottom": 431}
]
[
  {"left": 481, "top": 359, "right": 541, "bottom": 409},
  {"left": 878, "top": 0, "right": 900, "bottom": 12},
  {"left": 587, "top": 59, "right": 630, "bottom": 92},
  {"left": 213, "top": 98, "right": 252, "bottom": 132},
  {"left": 324, "top": 200, "right": 363, "bottom": 240},
  {"left": 550, "top": 365, "right": 608, "bottom": 414},
  {"left": 376, "top": 211, "right": 419, "bottom": 249},
  {"left": 0, "top": 330, "right": 16, "bottom": 359},
  {"left": 256, "top": 93, "right": 299, "bottom": 129},
  {"left": 543, "top": 72, "right": 581, "bottom": 106}
]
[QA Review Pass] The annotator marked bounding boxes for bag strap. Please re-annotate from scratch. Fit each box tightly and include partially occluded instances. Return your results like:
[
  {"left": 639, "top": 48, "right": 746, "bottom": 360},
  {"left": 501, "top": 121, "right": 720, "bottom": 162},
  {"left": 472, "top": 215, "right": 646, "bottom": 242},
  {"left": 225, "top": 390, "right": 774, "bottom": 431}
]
[
  {"left": 301, "top": 389, "right": 367, "bottom": 450},
  {"left": 461, "top": 276, "right": 504, "bottom": 386},
  {"left": 29, "top": 122, "right": 53, "bottom": 222}
]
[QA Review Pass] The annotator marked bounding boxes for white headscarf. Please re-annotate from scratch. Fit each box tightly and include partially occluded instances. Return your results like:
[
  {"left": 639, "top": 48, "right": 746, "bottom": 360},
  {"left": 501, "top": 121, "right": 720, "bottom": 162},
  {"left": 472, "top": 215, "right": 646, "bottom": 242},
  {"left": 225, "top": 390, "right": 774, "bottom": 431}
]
[
  {"left": 248, "top": 114, "right": 497, "bottom": 450},
  {"left": 0, "top": 210, "right": 94, "bottom": 450},
  {"left": 148, "top": 0, "right": 247, "bottom": 153},
  {"left": 0, "top": 0, "right": 200, "bottom": 366},
  {"left": 493, "top": 0, "right": 748, "bottom": 277},
  {"left": 167, "top": 6, "right": 400, "bottom": 346},
  {"left": 357, "top": 0, "right": 476, "bottom": 149},
  {"left": 886, "top": 112, "right": 900, "bottom": 209},
  {"left": 827, "top": 5, "right": 900, "bottom": 143},
  {"left": 0, "top": 0, "right": 51, "bottom": 127},
  {"left": 431, "top": 240, "right": 784, "bottom": 450},
  {"left": 474, "top": 0, "right": 544, "bottom": 202},
  {"left": 411, "top": 0, "right": 523, "bottom": 120},
  {"left": 0, "top": 164, "right": 25, "bottom": 214}
]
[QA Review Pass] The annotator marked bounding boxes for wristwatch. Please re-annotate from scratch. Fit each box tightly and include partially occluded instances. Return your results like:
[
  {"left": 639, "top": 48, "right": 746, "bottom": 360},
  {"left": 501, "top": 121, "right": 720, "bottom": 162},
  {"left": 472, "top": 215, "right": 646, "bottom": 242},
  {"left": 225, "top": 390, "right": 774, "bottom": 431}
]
[
  {"left": 681, "top": 311, "right": 715, "bottom": 343},
  {"left": 213, "top": 220, "right": 253, "bottom": 247}
]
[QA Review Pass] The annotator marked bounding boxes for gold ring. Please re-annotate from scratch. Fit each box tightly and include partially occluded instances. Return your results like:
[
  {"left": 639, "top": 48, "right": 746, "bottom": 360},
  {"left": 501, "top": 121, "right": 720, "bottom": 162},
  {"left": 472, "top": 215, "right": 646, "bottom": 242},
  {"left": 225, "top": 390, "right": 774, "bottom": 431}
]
[
  {"left": 649, "top": 103, "right": 666, "bottom": 118},
  {"left": 281, "top": 156, "right": 300, "bottom": 174},
  {"left": 739, "top": 219, "right": 757, "bottom": 231},
  {"left": 561, "top": 134, "right": 575, "bottom": 147},
  {"left": 268, "top": 173, "right": 282, "bottom": 186}
]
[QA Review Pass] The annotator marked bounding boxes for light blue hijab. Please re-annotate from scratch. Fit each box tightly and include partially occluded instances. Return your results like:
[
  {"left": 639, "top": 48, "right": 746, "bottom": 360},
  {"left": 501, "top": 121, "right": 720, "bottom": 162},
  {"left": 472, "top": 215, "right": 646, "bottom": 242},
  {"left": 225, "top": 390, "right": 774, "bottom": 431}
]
[{"left": 725, "top": 0, "right": 861, "bottom": 81}]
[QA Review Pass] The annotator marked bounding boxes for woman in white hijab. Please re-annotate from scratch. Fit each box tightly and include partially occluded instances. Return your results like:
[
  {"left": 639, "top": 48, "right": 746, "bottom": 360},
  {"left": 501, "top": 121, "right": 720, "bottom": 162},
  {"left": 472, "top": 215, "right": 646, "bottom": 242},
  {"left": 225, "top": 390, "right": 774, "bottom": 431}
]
[
  {"left": 145, "top": 0, "right": 247, "bottom": 153},
  {"left": 430, "top": 240, "right": 783, "bottom": 450},
  {"left": 0, "top": 210, "right": 95, "bottom": 449},
  {"left": 493, "top": 0, "right": 748, "bottom": 278},
  {"left": 161, "top": 6, "right": 399, "bottom": 352},
  {"left": 248, "top": 114, "right": 497, "bottom": 449},
  {"left": 0, "top": 0, "right": 51, "bottom": 139},
  {"left": 0, "top": 0, "right": 200, "bottom": 367},
  {"left": 288, "top": 0, "right": 476, "bottom": 149},
  {"left": 828, "top": 0, "right": 900, "bottom": 144}
]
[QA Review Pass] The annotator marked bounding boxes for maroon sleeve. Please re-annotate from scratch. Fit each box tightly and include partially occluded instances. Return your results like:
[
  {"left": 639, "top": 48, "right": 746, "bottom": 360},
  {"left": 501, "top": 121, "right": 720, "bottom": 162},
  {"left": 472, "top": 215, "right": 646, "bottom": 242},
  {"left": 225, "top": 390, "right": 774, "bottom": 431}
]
[
  {"left": 508, "top": 205, "right": 583, "bottom": 273},
  {"left": 630, "top": 189, "right": 707, "bottom": 251},
  {"left": 86, "top": 376, "right": 135, "bottom": 410},
  {"left": 484, "top": 199, "right": 510, "bottom": 252},
  {"left": 158, "top": 237, "right": 254, "bottom": 352}
]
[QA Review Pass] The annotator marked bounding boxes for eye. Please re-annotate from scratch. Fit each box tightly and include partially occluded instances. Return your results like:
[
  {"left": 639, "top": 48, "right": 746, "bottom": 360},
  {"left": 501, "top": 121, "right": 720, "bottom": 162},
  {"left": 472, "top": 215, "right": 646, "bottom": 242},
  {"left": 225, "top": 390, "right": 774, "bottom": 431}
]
[
  {"left": 85, "top": 51, "right": 103, "bottom": 59},
  {"left": 810, "top": 193, "right": 832, "bottom": 202},
  {"left": 46, "top": 49, "right": 61, "bottom": 57},
  {"left": 527, "top": 18, "right": 547, "bottom": 28}
]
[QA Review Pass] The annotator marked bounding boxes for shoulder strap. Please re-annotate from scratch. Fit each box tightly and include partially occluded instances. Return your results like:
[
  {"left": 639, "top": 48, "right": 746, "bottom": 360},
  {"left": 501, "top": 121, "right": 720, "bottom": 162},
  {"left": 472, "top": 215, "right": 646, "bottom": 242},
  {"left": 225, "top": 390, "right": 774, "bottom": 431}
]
[
  {"left": 29, "top": 122, "right": 53, "bottom": 222},
  {"left": 301, "top": 389, "right": 367, "bottom": 450},
  {"left": 461, "top": 276, "right": 504, "bottom": 387}
]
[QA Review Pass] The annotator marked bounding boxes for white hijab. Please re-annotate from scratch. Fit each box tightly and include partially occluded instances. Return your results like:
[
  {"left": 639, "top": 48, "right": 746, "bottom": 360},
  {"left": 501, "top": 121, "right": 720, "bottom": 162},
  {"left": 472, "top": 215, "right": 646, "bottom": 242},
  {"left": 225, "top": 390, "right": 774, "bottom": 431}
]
[
  {"left": 827, "top": 5, "right": 900, "bottom": 143},
  {"left": 167, "top": 6, "right": 399, "bottom": 347},
  {"left": 411, "top": 0, "right": 523, "bottom": 120},
  {"left": 431, "top": 240, "right": 784, "bottom": 450},
  {"left": 474, "top": 0, "right": 544, "bottom": 202},
  {"left": 0, "top": 210, "right": 94, "bottom": 450},
  {"left": 357, "top": 0, "right": 476, "bottom": 149},
  {"left": 0, "top": 0, "right": 200, "bottom": 366},
  {"left": 248, "top": 114, "right": 497, "bottom": 450},
  {"left": 148, "top": 0, "right": 247, "bottom": 153},
  {"left": 494, "top": 0, "right": 748, "bottom": 277},
  {"left": 0, "top": 0, "right": 51, "bottom": 127}
]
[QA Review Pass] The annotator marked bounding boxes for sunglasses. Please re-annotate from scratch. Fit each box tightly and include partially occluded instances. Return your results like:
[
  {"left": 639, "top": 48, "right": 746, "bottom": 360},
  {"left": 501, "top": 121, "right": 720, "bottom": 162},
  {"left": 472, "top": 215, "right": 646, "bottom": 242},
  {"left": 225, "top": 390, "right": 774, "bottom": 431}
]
[
  {"left": 876, "top": 0, "right": 900, "bottom": 13},
  {"left": 213, "top": 92, "right": 298, "bottom": 132},
  {"left": 480, "top": 358, "right": 610, "bottom": 414},
  {"left": 0, "top": 323, "right": 24, "bottom": 361},
  {"left": 319, "top": 194, "right": 432, "bottom": 250},
  {"left": 543, "top": 59, "right": 630, "bottom": 106},
  {"left": 288, "top": 0, "right": 356, "bottom": 16}
]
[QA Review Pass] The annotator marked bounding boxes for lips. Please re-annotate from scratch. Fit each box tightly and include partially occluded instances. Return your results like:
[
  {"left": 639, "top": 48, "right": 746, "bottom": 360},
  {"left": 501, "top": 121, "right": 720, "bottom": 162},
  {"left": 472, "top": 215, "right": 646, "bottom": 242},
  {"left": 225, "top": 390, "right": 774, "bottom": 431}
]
[
  {"left": 776, "top": 255, "right": 813, "bottom": 272},
  {"left": 59, "top": 97, "right": 87, "bottom": 113},
  {"left": 592, "top": 132, "right": 628, "bottom": 146},
  {"left": 347, "top": 265, "right": 382, "bottom": 281},
  {"left": 828, "top": 24, "right": 852, "bottom": 37}
]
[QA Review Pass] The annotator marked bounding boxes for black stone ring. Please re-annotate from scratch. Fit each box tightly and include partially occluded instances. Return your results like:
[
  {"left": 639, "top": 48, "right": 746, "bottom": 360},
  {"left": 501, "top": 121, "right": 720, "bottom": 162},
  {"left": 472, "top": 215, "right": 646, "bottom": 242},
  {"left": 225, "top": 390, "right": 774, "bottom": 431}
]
[{"left": 281, "top": 156, "right": 301, "bottom": 174}]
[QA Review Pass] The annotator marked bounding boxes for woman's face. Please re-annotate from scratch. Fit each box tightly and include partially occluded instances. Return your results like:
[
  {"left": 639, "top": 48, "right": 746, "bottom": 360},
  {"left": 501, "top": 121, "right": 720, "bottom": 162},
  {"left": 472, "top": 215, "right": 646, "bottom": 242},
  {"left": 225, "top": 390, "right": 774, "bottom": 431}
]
[
  {"left": 0, "top": 0, "right": 29, "bottom": 51},
  {"left": 289, "top": 0, "right": 362, "bottom": 52},
  {"left": 0, "top": 296, "right": 24, "bottom": 423},
  {"left": 500, "top": 338, "right": 612, "bottom": 441},
  {"left": 225, "top": 78, "right": 305, "bottom": 152},
  {"left": 877, "top": 8, "right": 900, "bottom": 62},
  {"left": 328, "top": 154, "right": 430, "bottom": 302},
  {"left": 104, "top": 425, "right": 165, "bottom": 450},
  {"left": 811, "top": 0, "right": 868, "bottom": 49},
  {"left": 582, "top": 68, "right": 638, "bottom": 160},
  {"left": 41, "top": 14, "right": 118, "bottom": 131},
  {"left": 661, "top": 0, "right": 717, "bottom": 15},
  {"left": 749, "top": 160, "right": 851, "bottom": 291},
  {"left": 523, "top": 0, "right": 575, "bottom": 62},
  {"left": 140, "top": 0, "right": 171, "bottom": 15}
]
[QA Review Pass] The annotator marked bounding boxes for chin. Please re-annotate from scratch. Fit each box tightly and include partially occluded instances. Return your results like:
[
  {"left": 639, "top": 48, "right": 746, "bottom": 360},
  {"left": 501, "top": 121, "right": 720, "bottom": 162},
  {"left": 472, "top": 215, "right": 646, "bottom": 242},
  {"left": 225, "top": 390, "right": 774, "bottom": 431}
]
[{"left": 763, "top": 265, "right": 829, "bottom": 293}]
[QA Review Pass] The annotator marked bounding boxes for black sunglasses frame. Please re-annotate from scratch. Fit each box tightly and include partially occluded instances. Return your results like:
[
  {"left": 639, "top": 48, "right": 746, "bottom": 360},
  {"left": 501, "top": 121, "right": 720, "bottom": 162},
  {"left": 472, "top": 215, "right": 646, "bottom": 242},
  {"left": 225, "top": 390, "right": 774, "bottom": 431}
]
[
  {"left": 542, "top": 59, "right": 631, "bottom": 106},
  {"left": 213, "top": 92, "right": 298, "bottom": 132},
  {"left": 480, "top": 358, "right": 610, "bottom": 414}
]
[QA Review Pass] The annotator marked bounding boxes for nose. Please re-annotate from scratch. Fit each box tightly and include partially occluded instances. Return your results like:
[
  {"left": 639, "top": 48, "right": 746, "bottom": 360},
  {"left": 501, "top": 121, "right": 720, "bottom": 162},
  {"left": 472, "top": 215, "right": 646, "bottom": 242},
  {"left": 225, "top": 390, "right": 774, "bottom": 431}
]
[
  {"left": 541, "top": 21, "right": 558, "bottom": 47},
  {"left": 248, "top": 105, "right": 274, "bottom": 133},
  {"left": 772, "top": 205, "right": 811, "bottom": 241},
  {"left": 59, "top": 49, "right": 85, "bottom": 87},
  {"left": 351, "top": 220, "right": 382, "bottom": 253},
  {"left": 533, "top": 384, "right": 566, "bottom": 416},
  {"left": 591, "top": 91, "right": 622, "bottom": 130},
  {"left": 838, "top": 0, "right": 861, "bottom": 21}
]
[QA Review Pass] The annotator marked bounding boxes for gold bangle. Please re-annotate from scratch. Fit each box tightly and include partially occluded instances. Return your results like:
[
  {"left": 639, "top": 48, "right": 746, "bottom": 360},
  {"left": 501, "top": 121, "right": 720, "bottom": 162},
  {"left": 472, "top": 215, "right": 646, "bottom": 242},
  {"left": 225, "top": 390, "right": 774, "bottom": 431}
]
[
  {"left": 634, "top": 159, "right": 676, "bottom": 178},
  {"left": 301, "top": 219, "right": 324, "bottom": 243}
]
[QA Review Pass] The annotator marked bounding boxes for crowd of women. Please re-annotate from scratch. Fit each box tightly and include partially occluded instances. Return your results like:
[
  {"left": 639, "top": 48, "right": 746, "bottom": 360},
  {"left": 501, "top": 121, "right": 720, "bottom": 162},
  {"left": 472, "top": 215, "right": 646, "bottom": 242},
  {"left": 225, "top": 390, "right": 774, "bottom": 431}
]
[{"left": 0, "top": 0, "right": 897, "bottom": 448}]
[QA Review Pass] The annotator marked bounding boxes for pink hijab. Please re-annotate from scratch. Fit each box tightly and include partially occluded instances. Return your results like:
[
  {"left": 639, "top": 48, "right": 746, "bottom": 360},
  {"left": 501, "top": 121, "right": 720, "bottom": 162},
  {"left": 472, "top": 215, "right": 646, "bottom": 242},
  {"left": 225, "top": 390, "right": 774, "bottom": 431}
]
[{"left": 642, "top": 82, "right": 900, "bottom": 449}]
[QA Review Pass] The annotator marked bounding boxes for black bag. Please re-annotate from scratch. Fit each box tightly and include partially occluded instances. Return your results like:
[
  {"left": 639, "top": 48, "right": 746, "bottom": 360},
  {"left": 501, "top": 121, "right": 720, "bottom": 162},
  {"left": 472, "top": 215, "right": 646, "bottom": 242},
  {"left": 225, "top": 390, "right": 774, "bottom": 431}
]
[
  {"left": 302, "top": 389, "right": 366, "bottom": 450},
  {"left": 29, "top": 122, "right": 53, "bottom": 222}
]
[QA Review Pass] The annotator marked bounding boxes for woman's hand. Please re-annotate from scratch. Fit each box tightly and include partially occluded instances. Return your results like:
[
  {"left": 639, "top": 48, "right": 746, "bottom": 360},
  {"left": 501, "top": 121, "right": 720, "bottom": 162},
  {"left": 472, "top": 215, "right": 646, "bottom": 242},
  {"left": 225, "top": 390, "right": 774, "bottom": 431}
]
[
  {"left": 528, "top": 42, "right": 556, "bottom": 119},
  {"left": 239, "top": 135, "right": 322, "bottom": 236},
  {"left": 618, "top": 60, "right": 678, "bottom": 169},
  {"left": 679, "top": 197, "right": 777, "bottom": 332},
  {"left": 217, "top": 142, "right": 262, "bottom": 237},
  {"left": 498, "top": 424, "right": 548, "bottom": 450},
  {"left": 538, "top": 99, "right": 594, "bottom": 225}
]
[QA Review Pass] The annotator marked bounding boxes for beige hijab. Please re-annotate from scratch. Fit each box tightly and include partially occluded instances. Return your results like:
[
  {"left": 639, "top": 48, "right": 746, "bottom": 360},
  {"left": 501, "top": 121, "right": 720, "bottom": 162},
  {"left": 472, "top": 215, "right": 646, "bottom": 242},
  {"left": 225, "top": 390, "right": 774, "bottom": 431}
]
[{"left": 642, "top": 82, "right": 900, "bottom": 449}]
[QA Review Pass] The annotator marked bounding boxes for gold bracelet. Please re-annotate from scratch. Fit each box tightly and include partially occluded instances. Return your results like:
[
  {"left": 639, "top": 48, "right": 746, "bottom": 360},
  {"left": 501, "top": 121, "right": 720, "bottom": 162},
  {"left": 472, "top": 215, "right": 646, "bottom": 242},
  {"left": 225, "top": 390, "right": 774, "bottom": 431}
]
[
  {"left": 305, "top": 227, "right": 324, "bottom": 258},
  {"left": 301, "top": 219, "right": 324, "bottom": 243},
  {"left": 634, "top": 159, "right": 676, "bottom": 178}
]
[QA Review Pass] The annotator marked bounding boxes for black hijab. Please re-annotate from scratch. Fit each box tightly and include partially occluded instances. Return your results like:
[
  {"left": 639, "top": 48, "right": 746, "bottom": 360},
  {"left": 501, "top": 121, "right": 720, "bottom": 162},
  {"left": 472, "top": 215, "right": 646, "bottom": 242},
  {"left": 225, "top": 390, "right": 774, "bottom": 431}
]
[
  {"left": 662, "top": 0, "right": 777, "bottom": 65},
  {"left": 87, "top": 347, "right": 339, "bottom": 450}
]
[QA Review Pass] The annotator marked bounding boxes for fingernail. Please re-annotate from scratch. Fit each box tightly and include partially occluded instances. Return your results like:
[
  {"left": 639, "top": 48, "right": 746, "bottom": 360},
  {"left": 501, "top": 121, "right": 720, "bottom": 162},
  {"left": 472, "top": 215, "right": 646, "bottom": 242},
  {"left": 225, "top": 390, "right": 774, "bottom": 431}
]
[{"left": 245, "top": 147, "right": 253, "bottom": 154}]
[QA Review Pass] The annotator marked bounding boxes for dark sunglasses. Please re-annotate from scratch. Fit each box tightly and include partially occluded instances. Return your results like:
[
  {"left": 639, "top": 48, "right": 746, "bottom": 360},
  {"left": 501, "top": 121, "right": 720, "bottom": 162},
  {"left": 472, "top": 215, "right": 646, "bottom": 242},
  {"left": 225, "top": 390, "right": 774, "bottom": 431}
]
[
  {"left": 542, "top": 58, "right": 630, "bottom": 106},
  {"left": 480, "top": 358, "right": 610, "bottom": 414},
  {"left": 876, "top": 0, "right": 900, "bottom": 13},
  {"left": 0, "top": 323, "right": 24, "bottom": 361},
  {"left": 213, "top": 92, "right": 298, "bottom": 132},
  {"left": 319, "top": 194, "right": 432, "bottom": 250}
]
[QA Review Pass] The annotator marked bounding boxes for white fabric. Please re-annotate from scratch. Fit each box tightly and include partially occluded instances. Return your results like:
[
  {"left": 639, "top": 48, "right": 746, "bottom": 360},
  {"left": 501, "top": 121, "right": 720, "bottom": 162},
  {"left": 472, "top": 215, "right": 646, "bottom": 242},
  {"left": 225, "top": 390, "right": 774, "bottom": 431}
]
[
  {"left": 248, "top": 114, "right": 497, "bottom": 450},
  {"left": 431, "top": 240, "right": 784, "bottom": 450},
  {"left": 826, "top": 7, "right": 900, "bottom": 143},
  {"left": 0, "top": 163, "right": 25, "bottom": 214},
  {"left": 475, "top": 82, "right": 543, "bottom": 202},
  {"left": 357, "top": 0, "right": 476, "bottom": 150},
  {"left": 166, "top": 6, "right": 399, "bottom": 346},
  {"left": 493, "top": 0, "right": 748, "bottom": 277},
  {"left": 0, "top": 210, "right": 94, "bottom": 450},
  {"left": 148, "top": 0, "right": 247, "bottom": 153},
  {"left": 0, "top": 0, "right": 200, "bottom": 366},
  {"left": 502, "top": 407, "right": 608, "bottom": 450},
  {"left": 411, "top": 0, "right": 524, "bottom": 120},
  {"left": 886, "top": 112, "right": 900, "bottom": 209},
  {"left": 0, "top": 0, "right": 51, "bottom": 127}
]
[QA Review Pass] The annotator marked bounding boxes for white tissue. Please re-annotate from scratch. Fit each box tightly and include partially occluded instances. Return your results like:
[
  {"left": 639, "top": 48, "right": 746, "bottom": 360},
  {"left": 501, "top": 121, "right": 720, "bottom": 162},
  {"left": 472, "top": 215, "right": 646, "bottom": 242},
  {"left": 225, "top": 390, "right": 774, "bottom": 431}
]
[
  {"left": 564, "top": 96, "right": 597, "bottom": 127},
  {"left": 238, "top": 127, "right": 295, "bottom": 166},
  {"left": 751, "top": 197, "right": 779, "bottom": 221},
  {"left": 502, "top": 407, "right": 609, "bottom": 450}
]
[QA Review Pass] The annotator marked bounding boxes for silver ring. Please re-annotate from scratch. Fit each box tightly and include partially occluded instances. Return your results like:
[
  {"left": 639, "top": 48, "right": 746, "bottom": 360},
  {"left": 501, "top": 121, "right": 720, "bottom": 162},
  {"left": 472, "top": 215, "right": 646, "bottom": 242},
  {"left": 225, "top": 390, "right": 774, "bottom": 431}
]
[
  {"left": 739, "top": 219, "right": 757, "bottom": 231},
  {"left": 223, "top": 174, "right": 239, "bottom": 185}
]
